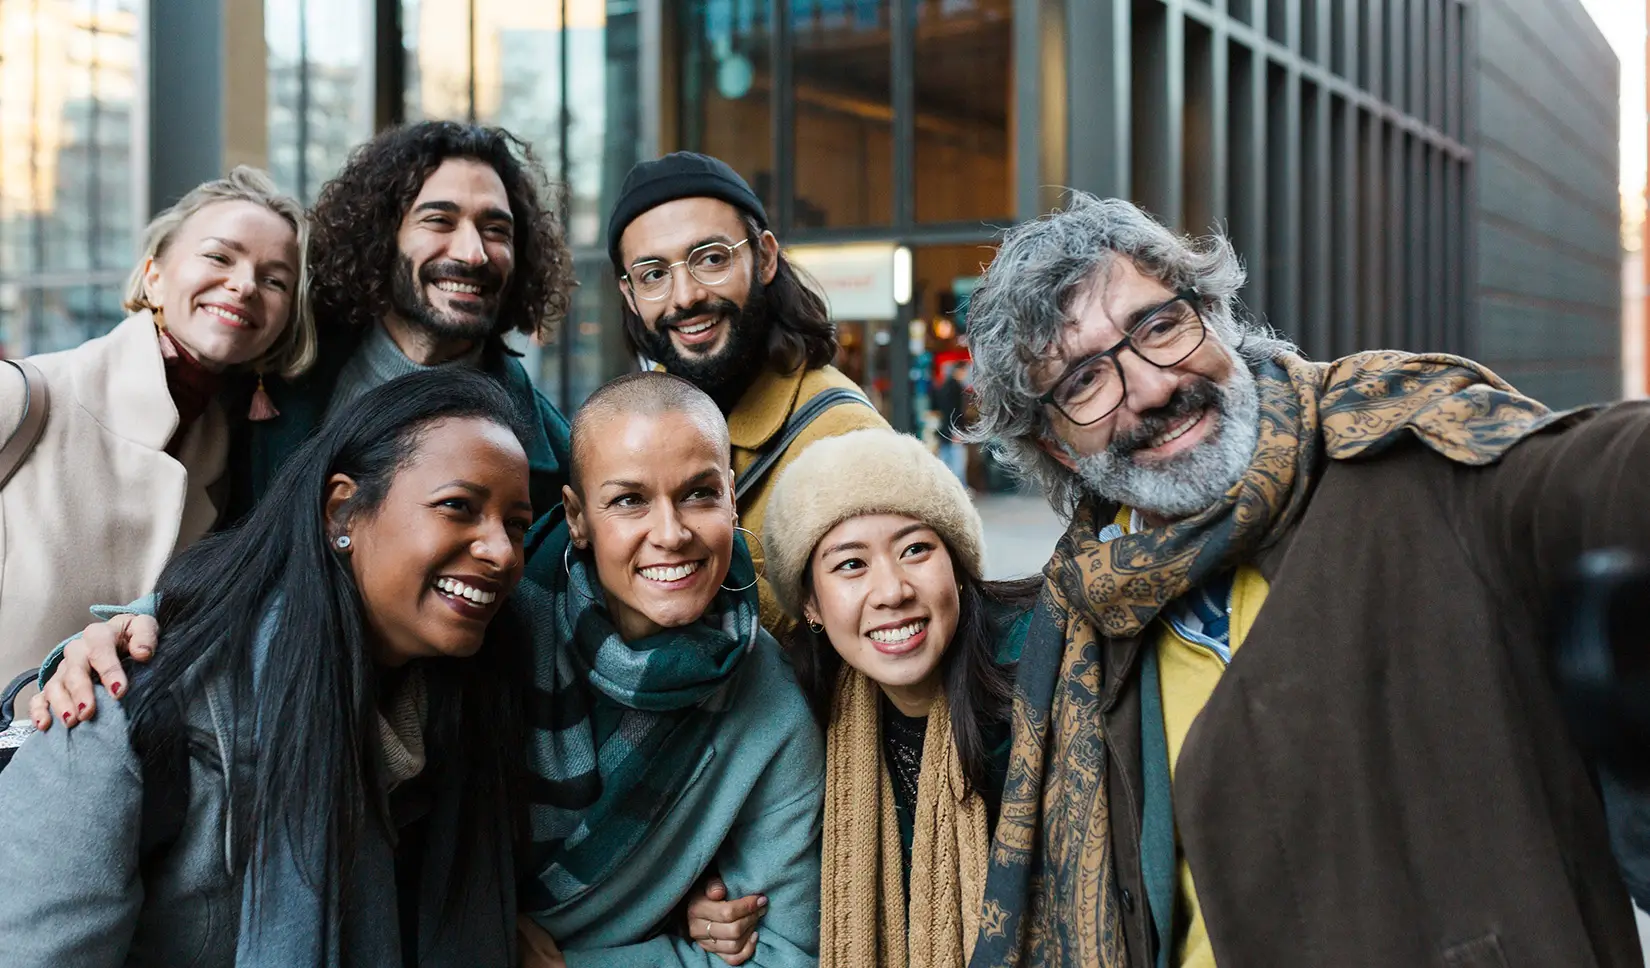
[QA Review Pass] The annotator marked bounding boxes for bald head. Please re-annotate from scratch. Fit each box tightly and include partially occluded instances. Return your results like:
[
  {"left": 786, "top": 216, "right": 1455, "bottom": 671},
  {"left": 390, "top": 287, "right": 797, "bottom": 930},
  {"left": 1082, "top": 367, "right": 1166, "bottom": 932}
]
[{"left": 569, "top": 371, "right": 731, "bottom": 497}]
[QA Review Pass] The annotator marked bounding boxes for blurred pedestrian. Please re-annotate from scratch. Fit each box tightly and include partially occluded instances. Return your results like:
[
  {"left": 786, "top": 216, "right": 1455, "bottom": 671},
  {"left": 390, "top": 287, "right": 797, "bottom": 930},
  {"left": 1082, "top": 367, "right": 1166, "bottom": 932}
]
[
  {"left": 608, "top": 152, "right": 889, "bottom": 630},
  {"left": 931, "top": 360, "right": 972, "bottom": 486},
  {"left": 962, "top": 192, "right": 1647, "bottom": 968},
  {"left": 0, "top": 167, "right": 312, "bottom": 693}
]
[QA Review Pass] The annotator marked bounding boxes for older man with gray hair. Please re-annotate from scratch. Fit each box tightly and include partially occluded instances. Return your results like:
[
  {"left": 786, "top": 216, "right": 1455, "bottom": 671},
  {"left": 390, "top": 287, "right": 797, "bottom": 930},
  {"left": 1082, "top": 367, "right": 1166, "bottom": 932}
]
[{"left": 963, "top": 192, "right": 1646, "bottom": 968}]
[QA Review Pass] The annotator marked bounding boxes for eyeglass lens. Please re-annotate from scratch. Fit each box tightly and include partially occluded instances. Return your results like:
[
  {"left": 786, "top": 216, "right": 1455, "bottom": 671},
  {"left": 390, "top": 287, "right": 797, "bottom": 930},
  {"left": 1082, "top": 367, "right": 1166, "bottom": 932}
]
[
  {"left": 1052, "top": 300, "right": 1206, "bottom": 424},
  {"left": 628, "top": 242, "right": 742, "bottom": 300}
]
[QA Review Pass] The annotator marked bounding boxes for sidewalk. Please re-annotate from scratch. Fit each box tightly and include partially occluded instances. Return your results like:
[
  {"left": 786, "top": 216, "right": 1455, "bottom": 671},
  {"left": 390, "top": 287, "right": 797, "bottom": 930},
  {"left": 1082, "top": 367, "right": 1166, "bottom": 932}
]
[{"left": 975, "top": 490, "right": 1064, "bottom": 580}]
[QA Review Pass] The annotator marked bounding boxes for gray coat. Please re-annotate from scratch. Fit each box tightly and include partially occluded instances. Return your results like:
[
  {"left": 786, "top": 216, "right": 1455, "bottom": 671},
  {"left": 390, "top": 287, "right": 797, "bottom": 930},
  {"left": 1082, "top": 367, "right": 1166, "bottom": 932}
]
[{"left": 0, "top": 658, "right": 516, "bottom": 968}]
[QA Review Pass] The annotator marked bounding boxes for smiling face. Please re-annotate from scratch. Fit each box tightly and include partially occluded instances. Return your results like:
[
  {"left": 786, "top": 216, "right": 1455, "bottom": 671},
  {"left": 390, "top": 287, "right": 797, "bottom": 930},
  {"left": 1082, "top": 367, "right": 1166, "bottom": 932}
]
[
  {"left": 389, "top": 158, "right": 517, "bottom": 354},
  {"left": 142, "top": 200, "right": 299, "bottom": 370},
  {"left": 563, "top": 409, "right": 736, "bottom": 642},
  {"left": 616, "top": 197, "right": 779, "bottom": 403},
  {"left": 333, "top": 416, "right": 532, "bottom": 666},
  {"left": 1035, "top": 257, "right": 1260, "bottom": 522},
  {"left": 803, "top": 513, "right": 961, "bottom": 714}
]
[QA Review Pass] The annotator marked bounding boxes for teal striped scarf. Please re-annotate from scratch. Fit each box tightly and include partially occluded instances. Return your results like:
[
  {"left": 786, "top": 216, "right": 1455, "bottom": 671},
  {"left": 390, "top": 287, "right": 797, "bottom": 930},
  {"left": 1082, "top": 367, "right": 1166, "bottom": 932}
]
[{"left": 516, "top": 520, "right": 760, "bottom": 912}]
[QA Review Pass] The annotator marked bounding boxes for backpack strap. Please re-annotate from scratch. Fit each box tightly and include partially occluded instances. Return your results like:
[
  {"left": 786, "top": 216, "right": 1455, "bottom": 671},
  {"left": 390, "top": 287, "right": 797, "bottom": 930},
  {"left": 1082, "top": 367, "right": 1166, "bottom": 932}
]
[
  {"left": 0, "top": 359, "right": 49, "bottom": 490},
  {"left": 0, "top": 667, "right": 35, "bottom": 724},
  {"left": 734, "top": 387, "right": 874, "bottom": 505}
]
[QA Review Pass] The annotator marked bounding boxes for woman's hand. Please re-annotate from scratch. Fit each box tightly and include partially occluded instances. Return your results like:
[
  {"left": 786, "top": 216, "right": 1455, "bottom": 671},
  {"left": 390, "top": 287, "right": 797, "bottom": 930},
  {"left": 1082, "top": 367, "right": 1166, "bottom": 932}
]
[
  {"left": 685, "top": 874, "right": 766, "bottom": 966},
  {"left": 27, "top": 613, "right": 159, "bottom": 731},
  {"left": 518, "top": 914, "right": 566, "bottom": 968}
]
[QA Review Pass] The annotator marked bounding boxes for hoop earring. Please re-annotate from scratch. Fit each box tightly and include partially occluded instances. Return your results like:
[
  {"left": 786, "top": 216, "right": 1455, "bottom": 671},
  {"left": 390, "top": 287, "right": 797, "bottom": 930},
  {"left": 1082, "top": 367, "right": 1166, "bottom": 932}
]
[
  {"left": 563, "top": 543, "right": 595, "bottom": 602},
  {"left": 806, "top": 620, "right": 824, "bottom": 634},
  {"left": 721, "top": 525, "right": 765, "bottom": 593}
]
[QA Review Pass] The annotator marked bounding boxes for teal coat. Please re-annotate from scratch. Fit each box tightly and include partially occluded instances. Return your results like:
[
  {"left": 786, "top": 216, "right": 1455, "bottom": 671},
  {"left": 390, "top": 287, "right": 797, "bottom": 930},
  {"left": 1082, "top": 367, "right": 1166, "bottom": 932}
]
[{"left": 538, "top": 632, "right": 825, "bottom": 968}]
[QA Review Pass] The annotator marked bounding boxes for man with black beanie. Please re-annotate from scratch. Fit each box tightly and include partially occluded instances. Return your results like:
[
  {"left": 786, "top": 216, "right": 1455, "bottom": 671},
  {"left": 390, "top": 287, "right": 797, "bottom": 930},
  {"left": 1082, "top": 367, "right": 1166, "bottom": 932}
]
[{"left": 608, "top": 151, "right": 888, "bottom": 630}]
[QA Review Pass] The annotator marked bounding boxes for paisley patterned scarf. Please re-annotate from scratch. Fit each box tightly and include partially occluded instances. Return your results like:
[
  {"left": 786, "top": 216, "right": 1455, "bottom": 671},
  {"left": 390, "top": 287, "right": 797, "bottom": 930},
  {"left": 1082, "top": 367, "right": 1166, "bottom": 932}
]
[{"left": 969, "top": 351, "right": 1568, "bottom": 968}]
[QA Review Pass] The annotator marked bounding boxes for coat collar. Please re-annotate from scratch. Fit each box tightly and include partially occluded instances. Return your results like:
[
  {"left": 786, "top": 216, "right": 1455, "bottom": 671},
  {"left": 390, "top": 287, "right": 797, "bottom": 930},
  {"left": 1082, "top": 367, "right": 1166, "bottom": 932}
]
[
  {"left": 73, "top": 312, "right": 183, "bottom": 452},
  {"left": 725, "top": 365, "right": 806, "bottom": 452}
]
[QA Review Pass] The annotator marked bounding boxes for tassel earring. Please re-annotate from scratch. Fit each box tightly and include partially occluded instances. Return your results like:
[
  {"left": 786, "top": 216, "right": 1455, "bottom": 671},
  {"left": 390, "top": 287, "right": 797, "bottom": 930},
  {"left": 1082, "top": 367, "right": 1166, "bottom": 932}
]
[
  {"left": 151, "top": 307, "right": 181, "bottom": 361},
  {"left": 248, "top": 372, "right": 280, "bottom": 421}
]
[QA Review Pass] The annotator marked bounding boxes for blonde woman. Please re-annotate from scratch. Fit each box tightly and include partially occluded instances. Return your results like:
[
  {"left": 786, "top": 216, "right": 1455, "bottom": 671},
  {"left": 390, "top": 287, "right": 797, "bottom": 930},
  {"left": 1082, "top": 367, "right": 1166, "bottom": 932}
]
[{"left": 0, "top": 166, "right": 314, "bottom": 689}]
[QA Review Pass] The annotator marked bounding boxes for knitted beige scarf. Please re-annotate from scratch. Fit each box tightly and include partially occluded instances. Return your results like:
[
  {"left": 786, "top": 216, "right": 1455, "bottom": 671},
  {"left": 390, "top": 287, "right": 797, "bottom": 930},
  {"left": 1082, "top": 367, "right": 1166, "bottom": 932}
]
[
  {"left": 820, "top": 666, "right": 991, "bottom": 968},
  {"left": 376, "top": 666, "right": 428, "bottom": 791}
]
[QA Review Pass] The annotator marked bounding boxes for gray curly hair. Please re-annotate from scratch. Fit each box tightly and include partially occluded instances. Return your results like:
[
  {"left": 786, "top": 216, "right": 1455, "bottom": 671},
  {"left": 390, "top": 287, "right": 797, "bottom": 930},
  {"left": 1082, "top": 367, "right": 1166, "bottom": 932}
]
[{"left": 961, "top": 192, "right": 1294, "bottom": 518}]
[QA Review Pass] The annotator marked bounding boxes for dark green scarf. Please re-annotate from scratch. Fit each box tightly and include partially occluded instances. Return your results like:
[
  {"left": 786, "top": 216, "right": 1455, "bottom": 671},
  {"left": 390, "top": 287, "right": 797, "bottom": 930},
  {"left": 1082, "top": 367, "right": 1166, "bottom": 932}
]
[
  {"left": 516, "top": 521, "right": 761, "bottom": 913},
  {"left": 970, "top": 351, "right": 1571, "bottom": 968}
]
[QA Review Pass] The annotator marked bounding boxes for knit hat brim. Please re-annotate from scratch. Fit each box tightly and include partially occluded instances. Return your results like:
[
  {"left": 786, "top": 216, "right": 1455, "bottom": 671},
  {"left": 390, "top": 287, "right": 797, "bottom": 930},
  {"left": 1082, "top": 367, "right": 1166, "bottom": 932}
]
[{"left": 760, "top": 429, "right": 985, "bottom": 620}]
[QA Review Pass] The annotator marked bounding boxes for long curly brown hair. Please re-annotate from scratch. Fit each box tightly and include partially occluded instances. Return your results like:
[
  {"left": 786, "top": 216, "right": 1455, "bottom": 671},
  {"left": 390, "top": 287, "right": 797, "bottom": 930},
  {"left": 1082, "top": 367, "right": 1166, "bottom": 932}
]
[{"left": 306, "top": 121, "right": 572, "bottom": 342}]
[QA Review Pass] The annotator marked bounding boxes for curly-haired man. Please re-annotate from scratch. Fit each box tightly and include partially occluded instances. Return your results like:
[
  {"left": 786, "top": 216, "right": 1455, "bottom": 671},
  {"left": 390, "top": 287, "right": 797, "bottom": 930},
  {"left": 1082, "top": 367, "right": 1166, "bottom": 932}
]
[{"left": 231, "top": 120, "right": 575, "bottom": 520}]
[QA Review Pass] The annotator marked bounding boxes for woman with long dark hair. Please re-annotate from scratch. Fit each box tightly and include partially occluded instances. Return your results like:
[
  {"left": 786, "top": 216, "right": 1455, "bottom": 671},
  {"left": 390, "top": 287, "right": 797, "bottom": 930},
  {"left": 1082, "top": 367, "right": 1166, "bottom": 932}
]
[
  {"left": 686, "top": 428, "right": 1037, "bottom": 967},
  {"left": 0, "top": 368, "right": 534, "bottom": 967}
]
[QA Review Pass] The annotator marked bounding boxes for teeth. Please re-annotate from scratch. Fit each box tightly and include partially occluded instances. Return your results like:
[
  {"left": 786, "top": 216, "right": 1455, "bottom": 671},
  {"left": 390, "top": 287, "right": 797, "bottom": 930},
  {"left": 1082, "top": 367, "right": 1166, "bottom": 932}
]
[
  {"left": 639, "top": 561, "right": 701, "bottom": 582},
  {"left": 204, "top": 305, "right": 249, "bottom": 325},
  {"left": 677, "top": 320, "right": 715, "bottom": 335},
  {"left": 868, "top": 620, "right": 927, "bottom": 644},
  {"left": 1148, "top": 411, "right": 1203, "bottom": 449},
  {"left": 435, "top": 281, "right": 483, "bottom": 295},
  {"left": 434, "top": 577, "right": 496, "bottom": 604}
]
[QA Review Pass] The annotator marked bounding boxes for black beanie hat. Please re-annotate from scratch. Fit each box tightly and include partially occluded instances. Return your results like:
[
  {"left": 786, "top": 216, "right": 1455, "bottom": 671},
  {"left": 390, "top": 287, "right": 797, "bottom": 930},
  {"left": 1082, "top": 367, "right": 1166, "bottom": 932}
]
[{"left": 606, "top": 152, "right": 769, "bottom": 270}]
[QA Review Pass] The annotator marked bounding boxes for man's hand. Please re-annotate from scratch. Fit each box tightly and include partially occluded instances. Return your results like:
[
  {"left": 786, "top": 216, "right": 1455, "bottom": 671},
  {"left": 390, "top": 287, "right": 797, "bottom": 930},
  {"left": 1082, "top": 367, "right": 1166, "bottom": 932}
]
[
  {"left": 518, "top": 914, "right": 567, "bottom": 968},
  {"left": 27, "top": 613, "right": 159, "bottom": 731},
  {"left": 685, "top": 874, "right": 766, "bottom": 966}
]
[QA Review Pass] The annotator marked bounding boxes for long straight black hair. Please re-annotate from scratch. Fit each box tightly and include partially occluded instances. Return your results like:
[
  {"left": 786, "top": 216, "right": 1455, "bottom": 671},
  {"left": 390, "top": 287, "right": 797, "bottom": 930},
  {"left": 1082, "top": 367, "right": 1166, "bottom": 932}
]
[
  {"left": 125, "top": 368, "right": 534, "bottom": 945},
  {"left": 786, "top": 548, "right": 1041, "bottom": 796}
]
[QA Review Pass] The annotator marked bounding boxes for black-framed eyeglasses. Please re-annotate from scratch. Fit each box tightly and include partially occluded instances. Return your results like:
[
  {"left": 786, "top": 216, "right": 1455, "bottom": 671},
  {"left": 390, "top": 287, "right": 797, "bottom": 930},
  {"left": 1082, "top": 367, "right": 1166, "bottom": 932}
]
[
  {"left": 623, "top": 239, "right": 751, "bottom": 302},
  {"left": 1037, "top": 289, "right": 1207, "bottom": 426}
]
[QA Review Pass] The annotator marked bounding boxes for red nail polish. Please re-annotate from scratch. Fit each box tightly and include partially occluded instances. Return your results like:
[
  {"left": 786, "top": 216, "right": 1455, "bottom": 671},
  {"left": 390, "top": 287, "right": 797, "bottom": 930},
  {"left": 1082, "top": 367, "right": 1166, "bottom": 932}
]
[
  {"left": 77, "top": 703, "right": 86, "bottom": 713},
  {"left": 111, "top": 682, "right": 122, "bottom": 698},
  {"left": 62, "top": 711, "right": 71, "bottom": 724}
]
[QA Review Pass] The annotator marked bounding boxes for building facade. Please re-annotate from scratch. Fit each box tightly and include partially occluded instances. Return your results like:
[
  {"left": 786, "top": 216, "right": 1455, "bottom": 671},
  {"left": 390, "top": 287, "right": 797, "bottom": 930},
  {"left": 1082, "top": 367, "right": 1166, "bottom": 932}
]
[{"left": 0, "top": 0, "right": 1620, "bottom": 424}]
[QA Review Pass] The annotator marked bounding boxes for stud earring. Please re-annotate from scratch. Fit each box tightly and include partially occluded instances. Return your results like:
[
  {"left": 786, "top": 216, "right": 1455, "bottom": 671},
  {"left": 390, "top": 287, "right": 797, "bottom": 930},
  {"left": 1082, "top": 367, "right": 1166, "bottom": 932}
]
[{"left": 334, "top": 535, "right": 351, "bottom": 550}]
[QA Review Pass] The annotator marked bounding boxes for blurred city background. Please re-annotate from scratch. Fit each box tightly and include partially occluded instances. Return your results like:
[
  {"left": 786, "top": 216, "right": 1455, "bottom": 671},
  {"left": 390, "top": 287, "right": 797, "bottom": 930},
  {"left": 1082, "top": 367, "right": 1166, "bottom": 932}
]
[{"left": 0, "top": 0, "right": 1643, "bottom": 572}]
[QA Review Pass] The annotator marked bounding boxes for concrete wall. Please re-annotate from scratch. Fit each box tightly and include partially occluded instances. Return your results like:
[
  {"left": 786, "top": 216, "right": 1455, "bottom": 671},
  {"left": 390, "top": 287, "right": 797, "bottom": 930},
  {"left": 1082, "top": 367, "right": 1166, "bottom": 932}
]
[{"left": 1473, "top": 0, "right": 1621, "bottom": 406}]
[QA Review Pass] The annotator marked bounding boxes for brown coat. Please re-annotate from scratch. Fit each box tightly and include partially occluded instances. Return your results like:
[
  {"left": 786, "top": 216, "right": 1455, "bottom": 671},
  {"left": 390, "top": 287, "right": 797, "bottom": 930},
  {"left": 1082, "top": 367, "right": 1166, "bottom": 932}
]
[
  {"left": 0, "top": 313, "right": 227, "bottom": 689},
  {"left": 1098, "top": 404, "right": 1645, "bottom": 968},
  {"left": 726, "top": 363, "right": 889, "bottom": 630}
]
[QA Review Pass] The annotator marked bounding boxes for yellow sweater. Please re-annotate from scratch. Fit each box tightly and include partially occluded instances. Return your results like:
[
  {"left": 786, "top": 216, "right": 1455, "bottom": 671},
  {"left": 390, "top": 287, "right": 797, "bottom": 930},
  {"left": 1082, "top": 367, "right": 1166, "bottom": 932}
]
[{"left": 1118, "top": 509, "right": 1271, "bottom": 968}]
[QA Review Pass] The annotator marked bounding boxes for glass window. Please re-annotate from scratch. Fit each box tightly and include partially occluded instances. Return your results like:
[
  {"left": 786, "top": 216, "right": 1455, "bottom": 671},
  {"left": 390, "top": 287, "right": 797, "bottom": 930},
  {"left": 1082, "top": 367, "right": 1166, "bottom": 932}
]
[
  {"left": 266, "top": 0, "right": 373, "bottom": 203},
  {"left": 913, "top": 0, "right": 1011, "bottom": 223},
  {"left": 403, "top": 0, "right": 474, "bottom": 122},
  {"left": 678, "top": 0, "right": 776, "bottom": 212},
  {"left": 0, "top": 0, "right": 140, "bottom": 356},
  {"left": 792, "top": 0, "right": 892, "bottom": 228}
]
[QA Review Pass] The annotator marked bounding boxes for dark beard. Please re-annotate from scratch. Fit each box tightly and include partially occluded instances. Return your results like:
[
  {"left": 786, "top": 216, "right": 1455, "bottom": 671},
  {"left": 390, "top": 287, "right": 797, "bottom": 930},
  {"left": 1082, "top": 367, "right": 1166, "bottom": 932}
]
[
  {"left": 637, "top": 281, "right": 770, "bottom": 411},
  {"left": 389, "top": 254, "right": 503, "bottom": 344}
]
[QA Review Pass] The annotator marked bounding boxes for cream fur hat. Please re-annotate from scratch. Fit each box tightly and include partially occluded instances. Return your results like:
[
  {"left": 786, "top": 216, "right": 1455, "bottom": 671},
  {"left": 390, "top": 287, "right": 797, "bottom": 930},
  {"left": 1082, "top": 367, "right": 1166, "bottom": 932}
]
[{"left": 762, "top": 428, "right": 986, "bottom": 620}]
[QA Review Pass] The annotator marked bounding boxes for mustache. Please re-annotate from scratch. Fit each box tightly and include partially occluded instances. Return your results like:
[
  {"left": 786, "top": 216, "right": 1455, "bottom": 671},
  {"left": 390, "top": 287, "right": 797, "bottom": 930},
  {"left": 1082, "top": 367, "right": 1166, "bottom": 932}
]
[
  {"left": 420, "top": 259, "right": 502, "bottom": 292},
  {"left": 658, "top": 298, "right": 740, "bottom": 331},
  {"left": 1109, "top": 377, "right": 1222, "bottom": 456}
]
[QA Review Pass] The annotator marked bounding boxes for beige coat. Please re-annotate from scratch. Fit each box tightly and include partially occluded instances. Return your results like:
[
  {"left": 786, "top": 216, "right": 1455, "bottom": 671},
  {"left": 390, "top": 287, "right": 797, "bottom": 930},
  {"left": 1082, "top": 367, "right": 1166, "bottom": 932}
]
[{"left": 0, "top": 312, "right": 227, "bottom": 693}]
